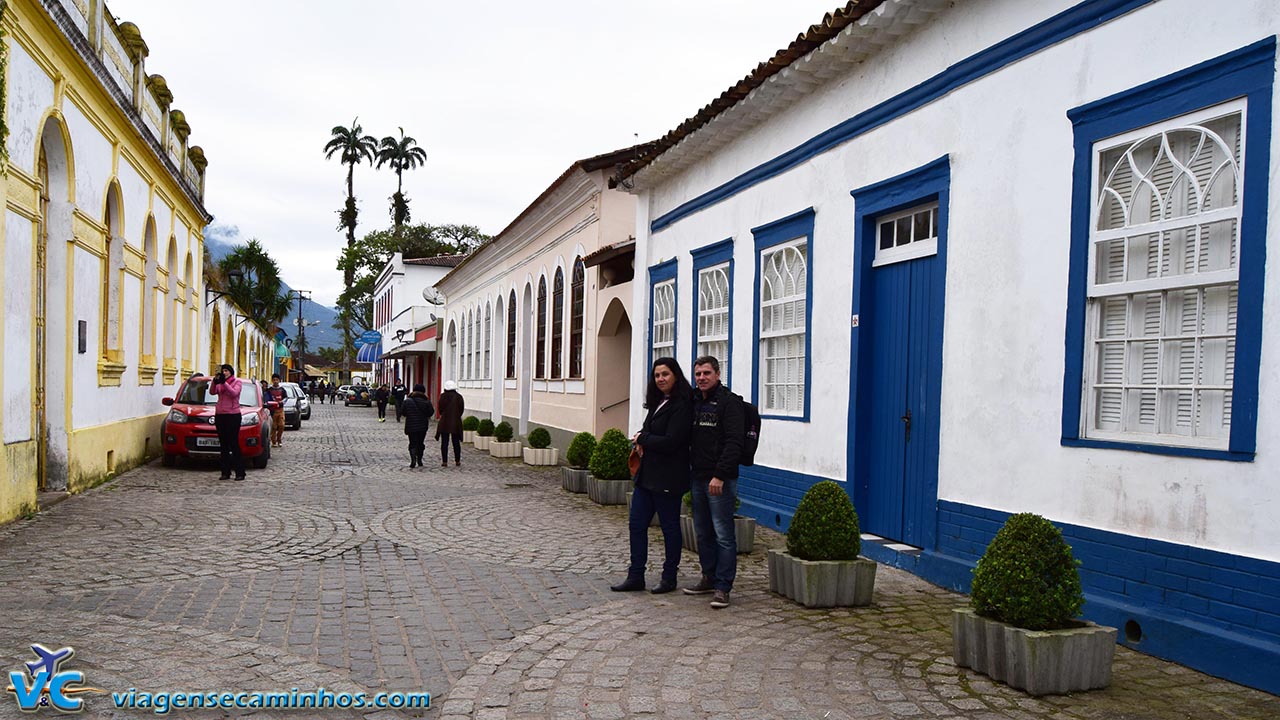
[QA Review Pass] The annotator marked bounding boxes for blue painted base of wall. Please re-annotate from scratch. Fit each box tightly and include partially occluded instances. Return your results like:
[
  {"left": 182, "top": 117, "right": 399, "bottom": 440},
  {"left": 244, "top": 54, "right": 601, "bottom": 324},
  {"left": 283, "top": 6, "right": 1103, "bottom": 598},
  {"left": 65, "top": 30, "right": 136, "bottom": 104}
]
[{"left": 737, "top": 464, "right": 1280, "bottom": 695}]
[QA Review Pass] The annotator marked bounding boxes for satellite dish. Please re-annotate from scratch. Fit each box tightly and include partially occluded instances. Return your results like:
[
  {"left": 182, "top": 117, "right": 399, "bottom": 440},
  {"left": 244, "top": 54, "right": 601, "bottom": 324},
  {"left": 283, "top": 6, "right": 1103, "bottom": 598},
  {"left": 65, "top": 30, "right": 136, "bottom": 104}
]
[{"left": 422, "top": 286, "right": 445, "bottom": 305}]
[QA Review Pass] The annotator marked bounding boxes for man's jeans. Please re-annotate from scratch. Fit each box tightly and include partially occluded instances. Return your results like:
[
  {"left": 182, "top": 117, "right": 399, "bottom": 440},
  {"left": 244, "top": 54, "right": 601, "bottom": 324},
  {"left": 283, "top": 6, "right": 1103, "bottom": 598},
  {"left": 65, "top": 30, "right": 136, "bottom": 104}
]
[{"left": 690, "top": 476, "right": 737, "bottom": 591}]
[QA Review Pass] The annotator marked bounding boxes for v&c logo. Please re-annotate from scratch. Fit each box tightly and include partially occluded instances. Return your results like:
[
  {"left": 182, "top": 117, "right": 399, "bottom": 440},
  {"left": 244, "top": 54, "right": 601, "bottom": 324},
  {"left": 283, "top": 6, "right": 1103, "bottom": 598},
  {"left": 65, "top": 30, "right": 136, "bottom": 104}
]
[{"left": 5, "top": 644, "right": 105, "bottom": 713}]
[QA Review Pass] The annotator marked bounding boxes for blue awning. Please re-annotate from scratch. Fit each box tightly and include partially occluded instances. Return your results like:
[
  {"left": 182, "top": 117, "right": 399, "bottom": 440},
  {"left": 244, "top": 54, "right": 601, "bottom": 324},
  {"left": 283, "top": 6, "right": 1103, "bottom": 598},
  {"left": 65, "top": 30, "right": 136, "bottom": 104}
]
[{"left": 356, "top": 340, "right": 382, "bottom": 363}]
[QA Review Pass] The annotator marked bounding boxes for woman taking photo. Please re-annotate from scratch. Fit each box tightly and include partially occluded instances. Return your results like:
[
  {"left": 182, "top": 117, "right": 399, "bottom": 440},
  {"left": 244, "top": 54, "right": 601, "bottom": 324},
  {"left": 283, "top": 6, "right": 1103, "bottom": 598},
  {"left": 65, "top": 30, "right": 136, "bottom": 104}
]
[{"left": 611, "top": 357, "right": 693, "bottom": 594}]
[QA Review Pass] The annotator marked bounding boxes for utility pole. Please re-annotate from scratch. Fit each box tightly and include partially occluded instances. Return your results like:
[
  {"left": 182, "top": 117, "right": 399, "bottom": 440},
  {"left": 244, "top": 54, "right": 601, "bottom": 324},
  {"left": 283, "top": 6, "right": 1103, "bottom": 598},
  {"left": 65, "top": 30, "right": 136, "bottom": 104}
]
[{"left": 288, "top": 289, "right": 311, "bottom": 381}]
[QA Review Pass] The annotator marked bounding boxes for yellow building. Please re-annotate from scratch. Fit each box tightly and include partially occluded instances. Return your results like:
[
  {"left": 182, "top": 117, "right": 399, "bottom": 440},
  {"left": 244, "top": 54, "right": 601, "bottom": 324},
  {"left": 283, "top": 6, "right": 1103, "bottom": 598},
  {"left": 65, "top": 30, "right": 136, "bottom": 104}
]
[{"left": 1, "top": 0, "right": 272, "bottom": 523}]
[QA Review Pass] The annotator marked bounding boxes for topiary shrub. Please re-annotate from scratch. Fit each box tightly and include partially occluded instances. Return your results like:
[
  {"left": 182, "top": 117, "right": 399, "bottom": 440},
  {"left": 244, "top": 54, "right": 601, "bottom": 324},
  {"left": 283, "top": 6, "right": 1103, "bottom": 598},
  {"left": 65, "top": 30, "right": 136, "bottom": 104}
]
[
  {"left": 566, "top": 432, "right": 597, "bottom": 469},
  {"left": 589, "top": 428, "right": 631, "bottom": 480},
  {"left": 786, "top": 480, "right": 861, "bottom": 561},
  {"left": 461, "top": 416, "right": 479, "bottom": 431},
  {"left": 477, "top": 419, "right": 495, "bottom": 437},
  {"left": 970, "top": 513, "right": 1084, "bottom": 631},
  {"left": 527, "top": 427, "right": 551, "bottom": 449},
  {"left": 494, "top": 421, "right": 514, "bottom": 443}
]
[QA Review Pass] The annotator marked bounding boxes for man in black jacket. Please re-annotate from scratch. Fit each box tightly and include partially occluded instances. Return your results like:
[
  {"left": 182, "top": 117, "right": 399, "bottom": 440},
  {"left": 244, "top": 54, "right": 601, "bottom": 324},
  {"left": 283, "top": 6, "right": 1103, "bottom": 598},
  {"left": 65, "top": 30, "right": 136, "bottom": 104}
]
[{"left": 682, "top": 355, "right": 744, "bottom": 608}]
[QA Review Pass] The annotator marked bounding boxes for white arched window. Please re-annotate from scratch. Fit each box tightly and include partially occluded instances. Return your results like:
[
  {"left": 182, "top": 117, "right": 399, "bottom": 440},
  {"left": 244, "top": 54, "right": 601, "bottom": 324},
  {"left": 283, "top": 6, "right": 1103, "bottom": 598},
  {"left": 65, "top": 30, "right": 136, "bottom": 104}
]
[
  {"left": 570, "top": 259, "right": 585, "bottom": 378},
  {"left": 1084, "top": 103, "right": 1241, "bottom": 447},
  {"left": 507, "top": 290, "right": 517, "bottom": 379},
  {"left": 651, "top": 280, "right": 675, "bottom": 359},
  {"left": 697, "top": 263, "right": 730, "bottom": 383},
  {"left": 759, "top": 240, "right": 807, "bottom": 415},
  {"left": 484, "top": 302, "right": 492, "bottom": 380}
]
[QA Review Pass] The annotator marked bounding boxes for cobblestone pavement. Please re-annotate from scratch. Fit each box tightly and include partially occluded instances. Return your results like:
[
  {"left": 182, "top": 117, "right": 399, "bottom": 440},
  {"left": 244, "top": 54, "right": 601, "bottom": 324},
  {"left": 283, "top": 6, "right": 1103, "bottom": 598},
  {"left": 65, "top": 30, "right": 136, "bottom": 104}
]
[{"left": 0, "top": 403, "right": 1277, "bottom": 719}]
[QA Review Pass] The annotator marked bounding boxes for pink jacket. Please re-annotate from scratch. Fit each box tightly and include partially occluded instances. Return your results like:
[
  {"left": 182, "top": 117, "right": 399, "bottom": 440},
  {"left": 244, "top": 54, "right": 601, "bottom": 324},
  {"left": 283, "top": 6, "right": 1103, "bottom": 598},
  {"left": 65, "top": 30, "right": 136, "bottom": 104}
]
[{"left": 209, "top": 374, "right": 243, "bottom": 414}]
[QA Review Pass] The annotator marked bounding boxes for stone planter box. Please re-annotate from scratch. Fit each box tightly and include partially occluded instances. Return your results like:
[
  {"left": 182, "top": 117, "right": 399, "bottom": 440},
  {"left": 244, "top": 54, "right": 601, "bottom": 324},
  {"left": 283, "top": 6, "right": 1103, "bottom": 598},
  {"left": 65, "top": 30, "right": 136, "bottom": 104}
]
[
  {"left": 767, "top": 549, "right": 876, "bottom": 608},
  {"left": 588, "top": 477, "right": 630, "bottom": 505},
  {"left": 952, "top": 607, "right": 1116, "bottom": 696},
  {"left": 462, "top": 430, "right": 476, "bottom": 444},
  {"left": 626, "top": 492, "right": 660, "bottom": 527},
  {"left": 522, "top": 447, "right": 558, "bottom": 466},
  {"left": 474, "top": 435, "right": 493, "bottom": 451},
  {"left": 561, "top": 467, "right": 590, "bottom": 493},
  {"left": 489, "top": 441, "right": 522, "bottom": 458},
  {"left": 679, "top": 514, "right": 757, "bottom": 554}
]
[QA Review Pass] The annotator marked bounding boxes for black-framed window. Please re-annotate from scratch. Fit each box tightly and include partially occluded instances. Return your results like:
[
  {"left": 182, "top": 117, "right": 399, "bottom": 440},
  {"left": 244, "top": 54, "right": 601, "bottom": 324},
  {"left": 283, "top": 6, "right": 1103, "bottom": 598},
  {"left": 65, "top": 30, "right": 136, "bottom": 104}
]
[
  {"left": 570, "top": 259, "right": 585, "bottom": 378},
  {"left": 551, "top": 268, "right": 564, "bottom": 378},
  {"left": 506, "top": 290, "right": 517, "bottom": 379},
  {"left": 536, "top": 277, "right": 547, "bottom": 378}
]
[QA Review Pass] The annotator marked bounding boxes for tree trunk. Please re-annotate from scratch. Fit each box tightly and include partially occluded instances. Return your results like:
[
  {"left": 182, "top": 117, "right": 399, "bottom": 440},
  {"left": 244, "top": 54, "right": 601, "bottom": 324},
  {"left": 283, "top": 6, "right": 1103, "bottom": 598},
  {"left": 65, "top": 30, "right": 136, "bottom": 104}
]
[{"left": 343, "top": 163, "right": 356, "bottom": 378}]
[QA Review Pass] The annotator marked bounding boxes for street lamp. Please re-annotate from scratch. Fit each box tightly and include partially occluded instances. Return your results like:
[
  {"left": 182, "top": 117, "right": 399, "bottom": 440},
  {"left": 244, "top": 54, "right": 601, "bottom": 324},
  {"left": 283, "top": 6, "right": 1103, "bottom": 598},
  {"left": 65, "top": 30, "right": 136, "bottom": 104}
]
[{"left": 204, "top": 269, "right": 245, "bottom": 307}]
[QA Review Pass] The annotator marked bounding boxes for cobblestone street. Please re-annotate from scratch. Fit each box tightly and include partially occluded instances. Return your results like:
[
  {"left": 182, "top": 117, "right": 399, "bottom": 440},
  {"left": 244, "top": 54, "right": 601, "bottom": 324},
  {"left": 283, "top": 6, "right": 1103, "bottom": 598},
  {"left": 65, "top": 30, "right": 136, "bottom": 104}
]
[{"left": 0, "top": 402, "right": 1276, "bottom": 719}]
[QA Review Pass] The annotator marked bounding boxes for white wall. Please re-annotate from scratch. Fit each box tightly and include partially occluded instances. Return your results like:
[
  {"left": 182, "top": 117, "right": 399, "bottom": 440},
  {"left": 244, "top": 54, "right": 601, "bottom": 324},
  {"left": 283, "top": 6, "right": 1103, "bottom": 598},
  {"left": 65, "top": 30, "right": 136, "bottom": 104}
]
[
  {"left": 639, "top": 0, "right": 1280, "bottom": 558},
  {"left": 3, "top": 214, "right": 34, "bottom": 444}
]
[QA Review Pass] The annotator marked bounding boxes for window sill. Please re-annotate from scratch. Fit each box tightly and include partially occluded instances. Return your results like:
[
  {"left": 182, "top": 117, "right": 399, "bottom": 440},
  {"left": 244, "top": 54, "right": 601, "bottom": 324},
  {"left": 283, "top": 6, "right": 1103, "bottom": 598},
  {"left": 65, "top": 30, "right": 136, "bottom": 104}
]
[
  {"left": 760, "top": 412, "right": 808, "bottom": 423},
  {"left": 1061, "top": 437, "right": 1252, "bottom": 462}
]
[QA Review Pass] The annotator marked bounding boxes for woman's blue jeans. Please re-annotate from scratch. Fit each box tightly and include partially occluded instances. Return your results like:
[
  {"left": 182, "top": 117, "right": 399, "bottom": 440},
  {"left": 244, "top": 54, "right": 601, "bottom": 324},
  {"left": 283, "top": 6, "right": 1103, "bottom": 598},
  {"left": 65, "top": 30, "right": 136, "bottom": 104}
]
[{"left": 627, "top": 485, "right": 683, "bottom": 584}]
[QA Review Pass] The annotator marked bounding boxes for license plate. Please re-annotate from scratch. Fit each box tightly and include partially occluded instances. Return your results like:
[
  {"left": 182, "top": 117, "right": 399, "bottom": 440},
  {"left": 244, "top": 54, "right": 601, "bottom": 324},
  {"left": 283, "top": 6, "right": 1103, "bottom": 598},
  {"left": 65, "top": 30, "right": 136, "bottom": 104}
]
[{"left": 195, "top": 437, "right": 220, "bottom": 448}]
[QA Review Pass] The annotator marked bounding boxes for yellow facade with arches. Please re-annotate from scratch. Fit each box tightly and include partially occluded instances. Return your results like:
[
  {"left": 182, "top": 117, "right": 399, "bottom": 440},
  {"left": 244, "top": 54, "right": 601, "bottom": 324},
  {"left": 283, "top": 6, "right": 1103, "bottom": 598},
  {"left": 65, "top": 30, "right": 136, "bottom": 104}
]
[{"left": 0, "top": 0, "right": 272, "bottom": 524}]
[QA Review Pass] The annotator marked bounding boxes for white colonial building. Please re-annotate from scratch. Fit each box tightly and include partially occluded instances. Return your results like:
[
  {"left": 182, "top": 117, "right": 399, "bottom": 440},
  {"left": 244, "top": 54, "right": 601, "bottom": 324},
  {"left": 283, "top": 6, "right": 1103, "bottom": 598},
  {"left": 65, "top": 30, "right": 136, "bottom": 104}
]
[
  {"left": 435, "top": 146, "right": 643, "bottom": 446},
  {"left": 371, "top": 252, "right": 464, "bottom": 395},
  {"left": 1, "top": 0, "right": 272, "bottom": 522},
  {"left": 621, "top": 0, "right": 1280, "bottom": 694}
]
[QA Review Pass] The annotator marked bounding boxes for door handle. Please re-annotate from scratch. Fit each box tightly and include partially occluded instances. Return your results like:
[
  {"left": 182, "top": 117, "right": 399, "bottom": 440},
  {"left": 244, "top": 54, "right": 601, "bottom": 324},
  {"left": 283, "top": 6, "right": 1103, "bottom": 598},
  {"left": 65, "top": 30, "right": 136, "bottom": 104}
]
[{"left": 901, "top": 408, "right": 912, "bottom": 443}]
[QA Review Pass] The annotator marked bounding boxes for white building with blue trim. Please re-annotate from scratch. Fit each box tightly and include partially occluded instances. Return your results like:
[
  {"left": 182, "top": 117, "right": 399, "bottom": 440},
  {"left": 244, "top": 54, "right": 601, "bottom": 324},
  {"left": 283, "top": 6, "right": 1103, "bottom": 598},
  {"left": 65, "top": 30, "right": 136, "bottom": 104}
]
[{"left": 620, "top": 0, "right": 1280, "bottom": 694}]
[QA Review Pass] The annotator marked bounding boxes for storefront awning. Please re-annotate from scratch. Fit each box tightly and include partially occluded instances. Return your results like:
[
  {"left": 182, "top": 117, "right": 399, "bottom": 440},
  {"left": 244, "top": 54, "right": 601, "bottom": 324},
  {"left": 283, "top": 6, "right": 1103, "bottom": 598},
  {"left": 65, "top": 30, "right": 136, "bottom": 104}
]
[
  {"left": 381, "top": 338, "right": 437, "bottom": 359},
  {"left": 356, "top": 341, "right": 382, "bottom": 364},
  {"left": 274, "top": 341, "right": 291, "bottom": 359}
]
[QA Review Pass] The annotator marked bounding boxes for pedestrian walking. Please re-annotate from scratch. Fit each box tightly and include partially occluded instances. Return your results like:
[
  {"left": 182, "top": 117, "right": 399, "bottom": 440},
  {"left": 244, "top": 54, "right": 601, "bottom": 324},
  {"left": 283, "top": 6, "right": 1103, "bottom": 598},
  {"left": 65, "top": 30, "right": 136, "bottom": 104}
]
[
  {"left": 611, "top": 357, "right": 693, "bottom": 595},
  {"left": 208, "top": 363, "right": 247, "bottom": 481},
  {"left": 266, "top": 374, "right": 287, "bottom": 448},
  {"left": 435, "top": 380, "right": 464, "bottom": 467},
  {"left": 683, "top": 355, "right": 744, "bottom": 609},
  {"left": 391, "top": 378, "right": 407, "bottom": 422},
  {"left": 401, "top": 384, "right": 435, "bottom": 468},
  {"left": 375, "top": 383, "right": 391, "bottom": 421},
  {"left": 308, "top": 379, "right": 318, "bottom": 402},
  {"left": 329, "top": 383, "right": 337, "bottom": 404}
]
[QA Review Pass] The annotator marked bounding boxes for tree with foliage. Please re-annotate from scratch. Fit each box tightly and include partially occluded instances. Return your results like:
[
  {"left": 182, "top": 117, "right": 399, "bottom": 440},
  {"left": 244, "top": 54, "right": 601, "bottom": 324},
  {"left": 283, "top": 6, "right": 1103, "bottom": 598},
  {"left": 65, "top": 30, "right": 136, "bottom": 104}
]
[
  {"left": 216, "top": 239, "right": 292, "bottom": 327},
  {"left": 375, "top": 128, "right": 429, "bottom": 237},
  {"left": 316, "top": 346, "right": 344, "bottom": 364},
  {"left": 323, "top": 117, "right": 378, "bottom": 370},
  {"left": 336, "top": 222, "right": 490, "bottom": 330}
]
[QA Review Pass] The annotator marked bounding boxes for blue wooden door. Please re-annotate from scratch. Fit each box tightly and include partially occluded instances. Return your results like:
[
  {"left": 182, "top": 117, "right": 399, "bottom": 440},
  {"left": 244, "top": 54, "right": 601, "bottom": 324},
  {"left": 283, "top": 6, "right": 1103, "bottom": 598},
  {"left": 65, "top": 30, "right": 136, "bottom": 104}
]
[{"left": 863, "top": 254, "right": 940, "bottom": 546}]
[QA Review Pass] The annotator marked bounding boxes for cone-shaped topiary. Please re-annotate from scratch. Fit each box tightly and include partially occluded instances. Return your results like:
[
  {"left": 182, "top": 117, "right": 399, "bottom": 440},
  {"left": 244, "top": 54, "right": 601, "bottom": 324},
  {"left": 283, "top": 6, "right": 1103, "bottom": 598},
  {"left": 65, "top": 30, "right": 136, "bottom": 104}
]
[
  {"left": 527, "top": 427, "right": 551, "bottom": 449},
  {"left": 477, "top": 419, "right": 495, "bottom": 437},
  {"left": 589, "top": 428, "right": 631, "bottom": 480},
  {"left": 786, "top": 481, "right": 861, "bottom": 561},
  {"left": 494, "top": 421, "right": 514, "bottom": 443},
  {"left": 970, "top": 513, "right": 1084, "bottom": 631},
  {"left": 566, "top": 431, "right": 597, "bottom": 469},
  {"left": 461, "top": 416, "right": 479, "bottom": 431}
]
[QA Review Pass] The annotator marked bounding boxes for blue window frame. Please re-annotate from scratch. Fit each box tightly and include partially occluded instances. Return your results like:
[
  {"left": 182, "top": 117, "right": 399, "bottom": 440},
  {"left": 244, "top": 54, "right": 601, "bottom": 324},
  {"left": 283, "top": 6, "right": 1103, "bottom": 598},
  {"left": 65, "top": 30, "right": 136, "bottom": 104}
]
[
  {"left": 648, "top": 258, "right": 678, "bottom": 369},
  {"left": 752, "top": 208, "right": 814, "bottom": 421},
  {"left": 690, "top": 238, "right": 734, "bottom": 388},
  {"left": 1062, "top": 39, "right": 1274, "bottom": 462}
]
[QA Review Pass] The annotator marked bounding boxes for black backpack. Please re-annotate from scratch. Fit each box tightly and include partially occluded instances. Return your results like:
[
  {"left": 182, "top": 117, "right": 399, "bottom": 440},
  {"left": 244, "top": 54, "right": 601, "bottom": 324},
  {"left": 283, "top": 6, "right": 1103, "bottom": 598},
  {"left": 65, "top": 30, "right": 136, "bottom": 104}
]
[{"left": 740, "top": 398, "right": 760, "bottom": 467}]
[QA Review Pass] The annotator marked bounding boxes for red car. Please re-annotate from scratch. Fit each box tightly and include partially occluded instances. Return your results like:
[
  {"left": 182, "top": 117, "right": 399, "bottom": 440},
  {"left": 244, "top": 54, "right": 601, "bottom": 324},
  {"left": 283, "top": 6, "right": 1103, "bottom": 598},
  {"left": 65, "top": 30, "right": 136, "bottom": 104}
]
[{"left": 160, "top": 375, "right": 277, "bottom": 468}]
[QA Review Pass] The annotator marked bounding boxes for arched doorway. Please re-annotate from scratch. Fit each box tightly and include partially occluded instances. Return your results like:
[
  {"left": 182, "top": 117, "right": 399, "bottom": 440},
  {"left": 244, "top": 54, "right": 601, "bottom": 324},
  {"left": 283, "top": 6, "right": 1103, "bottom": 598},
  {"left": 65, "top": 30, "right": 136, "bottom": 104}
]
[
  {"left": 36, "top": 117, "right": 74, "bottom": 490},
  {"left": 209, "top": 307, "right": 222, "bottom": 372},
  {"left": 597, "top": 297, "right": 632, "bottom": 434}
]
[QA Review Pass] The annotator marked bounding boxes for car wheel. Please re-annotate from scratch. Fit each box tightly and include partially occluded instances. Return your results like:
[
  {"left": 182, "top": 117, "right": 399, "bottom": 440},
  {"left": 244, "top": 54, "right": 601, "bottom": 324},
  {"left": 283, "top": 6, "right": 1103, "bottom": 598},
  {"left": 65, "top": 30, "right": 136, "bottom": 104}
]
[
  {"left": 161, "top": 452, "right": 177, "bottom": 467},
  {"left": 253, "top": 437, "right": 270, "bottom": 469},
  {"left": 291, "top": 418, "right": 302, "bottom": 430}
]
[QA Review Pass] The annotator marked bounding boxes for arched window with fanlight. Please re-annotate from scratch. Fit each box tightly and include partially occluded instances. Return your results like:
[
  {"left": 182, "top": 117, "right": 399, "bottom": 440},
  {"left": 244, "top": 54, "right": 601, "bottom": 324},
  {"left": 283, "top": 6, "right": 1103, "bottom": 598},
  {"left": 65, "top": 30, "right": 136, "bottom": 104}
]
[
  {"left": 758, "top": 238, "right": 808, "bottom": 417},
  {"left": 551, "top": 267, "right": 564, "bottom": 378},
  {"left": 536, "top": 277, "right": 547, "bottom": 378},
  {"left": 570, "top": 258, "right": 585, "bottom": 378},
  {"left": 506, "top": 290, "right": 517, "bottom": 379},
  {"left": 484, "top": 301, "right": 492, "bottom": 380}
]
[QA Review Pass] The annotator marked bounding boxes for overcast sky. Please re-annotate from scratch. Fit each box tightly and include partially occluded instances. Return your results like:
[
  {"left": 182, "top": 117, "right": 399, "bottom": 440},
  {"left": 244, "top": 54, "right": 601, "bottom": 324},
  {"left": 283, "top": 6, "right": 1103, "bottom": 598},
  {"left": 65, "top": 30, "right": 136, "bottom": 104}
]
[{"left": 106, "top": 0, "right": 843, "bottom": 305}]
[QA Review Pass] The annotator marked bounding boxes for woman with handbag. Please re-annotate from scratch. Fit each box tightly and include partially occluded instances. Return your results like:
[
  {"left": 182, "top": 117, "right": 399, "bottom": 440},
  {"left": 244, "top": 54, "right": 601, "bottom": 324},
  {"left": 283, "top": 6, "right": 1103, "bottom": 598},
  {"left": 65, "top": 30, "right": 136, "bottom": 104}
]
[
  {"left": 611, "top": 357, "right": 693, "bottom": 594},
  {"left": 401, "top": 384, "right": 435, "bottom": 468}
]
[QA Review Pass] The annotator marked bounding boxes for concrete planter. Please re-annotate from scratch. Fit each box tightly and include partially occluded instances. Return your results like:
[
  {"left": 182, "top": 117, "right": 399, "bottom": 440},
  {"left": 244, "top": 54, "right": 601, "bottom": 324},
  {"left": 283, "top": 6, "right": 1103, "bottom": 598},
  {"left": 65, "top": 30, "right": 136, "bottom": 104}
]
[
  {"left": 626, "top": 492, "right": 660, "bottom": 527},
  {"left": 561, "top": 467, "right": 590, "bottom": 493},
  {"left": 588, "top": 476, "right": 630, "bottom": 505},
  {"left": 474, "top": 435, "right": 492, "bottom": 451},
  {"left": 679, "top": 514, "right": 757, "bottom": 554},
  {"left": 488, "top": 441, "right": 522, "bottom": 458},
  {"left": 462, "top": 430, "right": 476, "bottom": 444},
  {"left": 952, "top": 608, "right": 1117, "bottom": 696},
  {"left": 767, "top": 549, "right": 876, "bottom": 607},
  {"left": 522, "top": 447, "right": 558, "bottom": 466}
]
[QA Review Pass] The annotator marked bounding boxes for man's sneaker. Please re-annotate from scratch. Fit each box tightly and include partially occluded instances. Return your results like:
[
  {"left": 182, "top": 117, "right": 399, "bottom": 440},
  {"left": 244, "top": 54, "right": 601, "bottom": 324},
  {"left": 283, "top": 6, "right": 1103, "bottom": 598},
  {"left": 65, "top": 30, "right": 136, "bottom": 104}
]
[
  {"left": 710, "top": 590, "right": 730, "bottom": 609},
  {"left": 682, "top": 576, "right": 715, "bottom": 595}
]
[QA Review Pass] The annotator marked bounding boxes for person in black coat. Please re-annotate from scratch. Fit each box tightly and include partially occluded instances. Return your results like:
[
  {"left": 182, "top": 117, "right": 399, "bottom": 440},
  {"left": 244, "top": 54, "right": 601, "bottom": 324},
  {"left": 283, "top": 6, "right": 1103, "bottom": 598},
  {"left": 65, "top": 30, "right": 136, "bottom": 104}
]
[
  {"left": 401, "top": 384, "right": 435, "bottom": 468},
  {"left": 611, "top": 357, "right": 694, "bottom": 595}
]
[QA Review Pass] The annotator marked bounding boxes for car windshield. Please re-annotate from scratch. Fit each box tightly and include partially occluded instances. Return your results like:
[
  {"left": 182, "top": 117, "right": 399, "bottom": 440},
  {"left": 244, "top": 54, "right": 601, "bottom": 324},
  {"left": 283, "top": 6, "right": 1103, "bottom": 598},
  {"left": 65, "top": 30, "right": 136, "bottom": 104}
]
[{"left": 177, "top": 378, "right": 259, "bottom": 407}]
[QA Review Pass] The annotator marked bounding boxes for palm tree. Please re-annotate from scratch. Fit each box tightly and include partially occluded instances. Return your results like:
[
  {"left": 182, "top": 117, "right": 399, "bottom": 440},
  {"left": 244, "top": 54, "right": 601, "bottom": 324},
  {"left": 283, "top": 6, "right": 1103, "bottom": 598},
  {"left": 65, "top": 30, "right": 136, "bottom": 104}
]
[
  {"left": 376, "top": 127, "right": 429, "bottom": 237},
  {"left": 218, "top": 240, "right": 292, "bottom": 327},
  {"left": 323, "top": 117, "right": 377, "bottom": 372}
]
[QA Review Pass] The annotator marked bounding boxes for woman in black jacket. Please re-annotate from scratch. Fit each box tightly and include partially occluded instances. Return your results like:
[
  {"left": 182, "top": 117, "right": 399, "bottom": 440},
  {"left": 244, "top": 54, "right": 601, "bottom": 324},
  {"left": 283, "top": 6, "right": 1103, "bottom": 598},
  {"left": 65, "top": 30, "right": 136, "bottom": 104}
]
[
  {"left": 400, "top": 384, "right": 435, "bottom": 468},
  {"left": 611, "top": 357, "right": 693, "bottom": 594}
]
